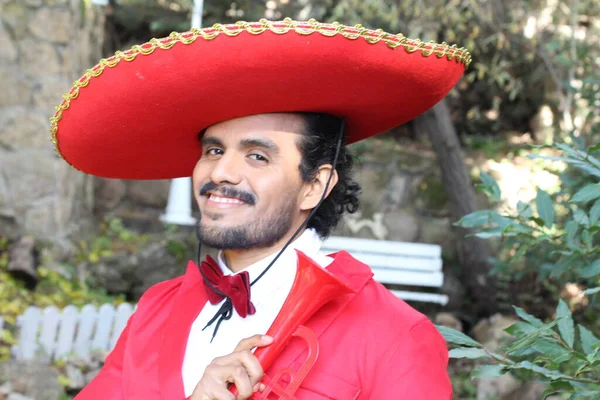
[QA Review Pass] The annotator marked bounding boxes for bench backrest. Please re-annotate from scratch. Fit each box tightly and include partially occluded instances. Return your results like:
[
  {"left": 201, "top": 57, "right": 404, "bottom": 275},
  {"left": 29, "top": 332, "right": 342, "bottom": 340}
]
[
  {"left": 320, "top": 236, "right": 444, "bottom": 288},
  {"left": 9, "top": 303, "right": 135, "bottom": 361}
]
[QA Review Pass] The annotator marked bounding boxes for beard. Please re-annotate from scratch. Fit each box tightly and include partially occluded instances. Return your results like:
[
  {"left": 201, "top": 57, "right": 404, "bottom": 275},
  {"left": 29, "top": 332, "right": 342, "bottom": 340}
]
[{"left": 196, "top": 192, "right": 298, "bottom": 250}]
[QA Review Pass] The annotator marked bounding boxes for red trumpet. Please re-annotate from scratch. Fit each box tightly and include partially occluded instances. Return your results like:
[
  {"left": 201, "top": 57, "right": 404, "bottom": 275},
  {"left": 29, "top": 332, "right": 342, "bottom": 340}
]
[{"left": 231, "top": 250, "right": 355, "bottom": 399}]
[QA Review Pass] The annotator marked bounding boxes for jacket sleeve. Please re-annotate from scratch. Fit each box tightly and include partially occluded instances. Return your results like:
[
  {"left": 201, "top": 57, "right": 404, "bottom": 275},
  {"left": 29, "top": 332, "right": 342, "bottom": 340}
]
[
  {"left": 369, "top": 318, "right": 452, "bottom": 400},
  {"left": 74, "top": 312, "right": 135, "bottom": 400}
]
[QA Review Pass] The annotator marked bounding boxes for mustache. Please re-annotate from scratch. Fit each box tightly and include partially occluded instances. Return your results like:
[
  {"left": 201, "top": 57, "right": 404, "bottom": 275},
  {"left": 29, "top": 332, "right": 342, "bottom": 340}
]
[{"left": 199, "top": 182, "right": 257, "bottom": 205}]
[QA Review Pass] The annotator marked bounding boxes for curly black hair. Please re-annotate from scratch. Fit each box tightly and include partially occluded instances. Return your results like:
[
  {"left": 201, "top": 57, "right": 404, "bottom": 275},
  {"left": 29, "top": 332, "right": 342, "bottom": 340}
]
[{"left": 296, "top": 113, "right": 361, "bottom": 239}]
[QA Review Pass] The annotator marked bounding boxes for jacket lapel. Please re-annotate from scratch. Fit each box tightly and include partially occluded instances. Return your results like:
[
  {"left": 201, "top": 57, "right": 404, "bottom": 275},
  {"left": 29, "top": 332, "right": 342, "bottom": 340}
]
[{"left": 158, "top": 260, "right": 207, "bottom": 400}]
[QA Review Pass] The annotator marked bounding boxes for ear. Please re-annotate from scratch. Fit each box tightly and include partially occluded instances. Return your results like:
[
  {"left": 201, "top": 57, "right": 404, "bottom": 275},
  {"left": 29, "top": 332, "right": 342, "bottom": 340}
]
[{"left": 299, "top": 165, "right": 339, "bottom": 211}]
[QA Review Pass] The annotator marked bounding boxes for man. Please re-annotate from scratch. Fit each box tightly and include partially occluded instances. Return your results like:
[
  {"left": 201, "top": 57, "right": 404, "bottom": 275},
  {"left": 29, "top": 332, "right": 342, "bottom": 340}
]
[{"left": 51, "top": 18, "right": 471, "bottom": 399}]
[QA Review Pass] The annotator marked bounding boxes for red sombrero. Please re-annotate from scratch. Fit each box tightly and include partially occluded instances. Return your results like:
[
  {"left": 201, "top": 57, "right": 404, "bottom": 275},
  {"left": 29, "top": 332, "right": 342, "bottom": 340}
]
[{"left": 50, "top": 18, "right": 471, "bottom": 179}]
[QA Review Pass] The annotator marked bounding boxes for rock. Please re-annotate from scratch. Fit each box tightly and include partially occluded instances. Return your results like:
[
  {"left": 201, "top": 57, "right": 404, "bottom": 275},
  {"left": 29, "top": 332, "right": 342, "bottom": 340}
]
[
  {"left": 8, "top": 236, "right": 37, "bottom": 287},
  {"left": 94, "top": 178, "right": 126, "bottom": 213},
  {"left": 0, "top": 69, "right": 35, "bottom": 107},
  {"left": 9, "top": 379, "right": 26, "bottom": 394},
  {"left": 351, "top": 168, "right": 387, "bottom": 215},
  {"left": 64, "top": 364, "right": 85, "bottom": 390},
  {"left": 383, "top": 209, "right": 420, "bottom": 242},
  {"left": 420, "top": 217, "right": 455, "bottom": 259},
  {"left": 0, "top": 112, "right": 49, "bottom": 149},
  {"left": 504, "top": 381, "right": 545, "bottom": 400},
  {"left": 32, "top": 78, "right": 71, "bottom": 112},
  {"left": 16, "top": 39, "right": 60, "bottom": 77},
  {"left": 473, "top": 314, "right": 518, "bottom": 352},
  {"left": 126, "top": 180, "right": 171, "bottom": 209},
  {"left": 0, "top": 360, "right": 65, "bottom": 400},
  {"left": 0, "top": 381, "right": 11, "bottom": 394},
  {"left": 84, "top": 369, "right": 100, "bottom": 385},
  {"left": 0, "top": 209, "right": 22, "bottom": 241},
  {"left": 28, "top": 8, "right": 72, "bottom": 43},
  {"left": 385, "top": 174, "right": 411, "bottom": 207},
  {"left": 88, "top": 232, "right": 195, "bottom": 299},
  {"left": 7, "top": 394, "right": 34, "bottom": 400},
  {"left": 434, "top": 312, "right": 463, "bottom": 332},
  {"left": 0, "top": 20, "right": 18, "bottom": 62},
  {"left": 2, "top": 3, "right": 30, "bottom": 37},
  {"left": 24, "top": 0, "right": 43, "bottom": 6},
  {"left": 476, "top": 373, "right": 520, "bottom": 400},
  {"left": 440, "top": 272, "right": 466, "bottom": 310}
]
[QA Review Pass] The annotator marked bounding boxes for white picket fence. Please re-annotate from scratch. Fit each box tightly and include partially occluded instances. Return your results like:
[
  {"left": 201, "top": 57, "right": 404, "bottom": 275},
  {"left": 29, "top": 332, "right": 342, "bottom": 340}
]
[{"left": 0, "top": 303, "right": 135, "bottom": 362}]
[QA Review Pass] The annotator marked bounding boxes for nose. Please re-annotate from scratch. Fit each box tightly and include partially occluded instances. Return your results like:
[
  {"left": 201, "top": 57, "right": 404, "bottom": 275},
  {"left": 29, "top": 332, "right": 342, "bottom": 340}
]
[{"left": 209, "top": 152, "right": 243, "bottom": 185}]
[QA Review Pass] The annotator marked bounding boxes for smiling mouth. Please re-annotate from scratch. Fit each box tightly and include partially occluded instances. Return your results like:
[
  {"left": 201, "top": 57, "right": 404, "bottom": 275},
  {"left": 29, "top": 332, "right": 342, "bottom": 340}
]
[{"left": 206, "top": 193, "right": 246, "bottom": 205}]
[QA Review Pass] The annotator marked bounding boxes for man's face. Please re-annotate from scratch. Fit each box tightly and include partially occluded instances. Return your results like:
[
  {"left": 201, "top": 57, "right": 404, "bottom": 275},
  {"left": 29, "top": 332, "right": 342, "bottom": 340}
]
[{"left": 193, "top": 113, "right": 309, "bottom": 250}]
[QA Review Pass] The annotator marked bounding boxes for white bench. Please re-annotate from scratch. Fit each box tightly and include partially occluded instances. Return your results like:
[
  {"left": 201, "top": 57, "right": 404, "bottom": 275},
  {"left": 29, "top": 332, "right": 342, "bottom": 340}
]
[
  {"left": 320, "top": 236, "right": 448, "bottom": 305},
  {"left": 4, "top": 303, "right": 135, "bottom": 361}
]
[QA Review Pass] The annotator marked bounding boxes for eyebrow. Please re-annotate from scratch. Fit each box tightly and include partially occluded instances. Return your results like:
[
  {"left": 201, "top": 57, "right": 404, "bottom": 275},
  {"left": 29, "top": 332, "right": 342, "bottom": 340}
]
[
  {"left": 200, "top": 136, "right": 223, "bottom": 147},
  {"left": 239, "top": 138, "right": 280, "bottom": 155},
  {"left": 200, "top": 135, "right": 280, "bottom": 155}
]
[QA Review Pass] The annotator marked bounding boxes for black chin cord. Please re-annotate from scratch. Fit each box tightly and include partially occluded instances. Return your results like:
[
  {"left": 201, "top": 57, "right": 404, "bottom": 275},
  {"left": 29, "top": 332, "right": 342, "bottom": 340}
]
[{"left": 198, "top": 119, "right": 346, "bottom": 341}]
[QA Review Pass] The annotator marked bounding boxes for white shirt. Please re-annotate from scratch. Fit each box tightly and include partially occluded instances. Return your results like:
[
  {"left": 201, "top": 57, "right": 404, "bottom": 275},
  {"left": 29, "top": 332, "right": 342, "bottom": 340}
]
[{"left": 182, "top": 229, "right": 333, "bottom": 397}]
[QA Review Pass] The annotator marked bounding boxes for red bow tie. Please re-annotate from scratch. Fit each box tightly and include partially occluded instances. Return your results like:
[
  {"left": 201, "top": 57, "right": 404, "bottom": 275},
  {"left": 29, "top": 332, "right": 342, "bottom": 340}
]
[{"left": 199, "top": 256, "right": 256, "bottom": 318}]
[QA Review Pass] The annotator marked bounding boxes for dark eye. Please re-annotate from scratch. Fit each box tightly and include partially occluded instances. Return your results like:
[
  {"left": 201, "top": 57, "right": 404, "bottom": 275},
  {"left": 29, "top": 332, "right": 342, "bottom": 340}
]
[
  {"left": 205, "top": 148, "right": 223, "bottom": 156},
  {"left": 248, "top": 153, "right": 268, "bottom": 162}
]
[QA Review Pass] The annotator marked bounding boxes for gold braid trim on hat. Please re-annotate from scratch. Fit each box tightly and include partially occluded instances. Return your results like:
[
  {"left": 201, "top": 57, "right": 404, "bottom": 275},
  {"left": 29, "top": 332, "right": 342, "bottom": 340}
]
[{"left": 50, "top": 18, "right": 472, "bottom": 165}]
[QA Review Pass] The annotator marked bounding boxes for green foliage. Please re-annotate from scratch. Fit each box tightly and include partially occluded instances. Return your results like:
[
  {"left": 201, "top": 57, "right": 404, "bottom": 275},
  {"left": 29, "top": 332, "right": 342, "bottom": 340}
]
[
  {"left": 75, "top": 217, "right": 149, "bottom": 265},
  {"left": 0, "top": 219, "right": 138, "bottom": 362},
  {"left": 458, "top": 142, "right": 600, "bottom": 283},
  {"left": 444, "top": 141, "right": 600, "bottom": 398}
]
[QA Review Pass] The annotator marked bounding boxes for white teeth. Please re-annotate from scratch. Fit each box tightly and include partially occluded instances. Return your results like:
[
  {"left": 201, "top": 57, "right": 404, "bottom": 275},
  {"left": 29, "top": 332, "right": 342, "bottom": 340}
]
[{"left": 210, "top": 195, "right": 243, "bottom": 204}]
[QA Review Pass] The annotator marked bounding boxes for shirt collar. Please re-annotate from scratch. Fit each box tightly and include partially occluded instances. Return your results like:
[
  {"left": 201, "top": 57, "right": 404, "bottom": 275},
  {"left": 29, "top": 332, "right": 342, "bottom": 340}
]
[{"left": 216, "top": 228, "right": 325, "bottom": 281}]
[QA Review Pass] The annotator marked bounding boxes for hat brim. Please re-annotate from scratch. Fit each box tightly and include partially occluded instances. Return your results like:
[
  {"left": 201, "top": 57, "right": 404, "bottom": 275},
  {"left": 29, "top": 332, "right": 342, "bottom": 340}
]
[{"left": 51, "top": 18, "right": 471, "bottom": 179}]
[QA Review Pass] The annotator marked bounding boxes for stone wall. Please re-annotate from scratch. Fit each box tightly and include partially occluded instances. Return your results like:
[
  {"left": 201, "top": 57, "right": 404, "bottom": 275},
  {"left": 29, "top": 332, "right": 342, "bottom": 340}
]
[{"left": 0, "top": 0, "right": 104, "bottom": 242}]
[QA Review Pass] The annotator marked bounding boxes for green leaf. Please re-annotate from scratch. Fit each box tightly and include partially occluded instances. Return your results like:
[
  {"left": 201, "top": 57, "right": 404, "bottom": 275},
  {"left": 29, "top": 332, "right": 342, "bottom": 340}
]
[
  {"left": 571, "top": 183, "right": 600, "bottom": 203},
  {"left": 513, "top": 306, "right": 544, "bottom": 327},
  {"left": 573, "top": 209, "right": 590, "bottom": 227},
  {"left": 505, "top": 331, "right": 541, "bottom": 355},
  {"left": 542, "top": 382, "right": 574, "bottom": 399},
  {"left": 580, "top": 260, "right": 600, "bottom": 278},
  {"left": 578, "top": 325, "right": 599, "bottom": 354},
  {"left": 456, "top": 210, "right": 494, "bottom": 228},
  {"left": 477, "top": 172, "right": 502, "bottom": 201},
  {"left": 472, "top": 227, "right": 505, "bottom": 239},
  {"left": 517, "top": 201, "right": 533, "bottom": 218},
  {"left": 449, "top": 347, "right": 490, "bottom": 359},
  {"left": 557, "top": 300, "right": 575, "bottom": 348},
  {"left": 565, "top": 219, "right": 579, "bottom": 245},
  {"left": 435, "top": 325, "right": 482, "bottom": 347},
  {"left": 505, "top": 321, "right": 539, "bottom": 336},
  {"left": 551, "top": 254, "right": 581, "bottom": 277},
  {"left": 587, "top": 143, "right": 600, "bottom": 153},
  {"left": 472, "top": 365, "right": 505, "bottom": 378},
  {"left": 537, "top": 189, "right": 555, "bottom": 228},
  {"left": 532, "top": 339, "right": 571, "bottom": 363},
  {"left": 583, "top": 287, "right": 600, "bottom": 295},
  {"left": 570, "top": 391, "right": 600, "bottom": 399},
  {"left": 590, "top": 199, "right": 600, "bottom": 225},
  {"left": 507, "top": 360, "right": 568, "bottom": 380}
]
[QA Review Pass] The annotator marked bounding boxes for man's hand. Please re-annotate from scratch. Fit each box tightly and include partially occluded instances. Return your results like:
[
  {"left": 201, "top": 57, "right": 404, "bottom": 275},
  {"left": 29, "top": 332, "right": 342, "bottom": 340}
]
[{"left": 191, "top": 334, "right": 273, "bottom": 400}]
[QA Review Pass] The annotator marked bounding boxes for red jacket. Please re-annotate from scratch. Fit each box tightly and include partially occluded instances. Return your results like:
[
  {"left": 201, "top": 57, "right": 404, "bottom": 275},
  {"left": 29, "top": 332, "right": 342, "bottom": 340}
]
[{"left": 76, "top": 251, "right": 452, "bottom": 399}]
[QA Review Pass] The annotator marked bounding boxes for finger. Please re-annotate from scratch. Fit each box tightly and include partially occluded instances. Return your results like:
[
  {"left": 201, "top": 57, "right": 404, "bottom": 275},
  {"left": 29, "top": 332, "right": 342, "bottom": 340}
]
[
  {"left": 205, "top": 384, "right": 236, "bottom": 400},
  {"left": 233, "top": 334, "right": 273, "bottom": 353},
  {"left": 234, "top": 350, "right": 264, "bottom": 386},
  {"left": 211, "top": 352, "right": 263, "bottom": 388},
  {"left": 226, "top": 364, "right": 254, "bottom": 399}
]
